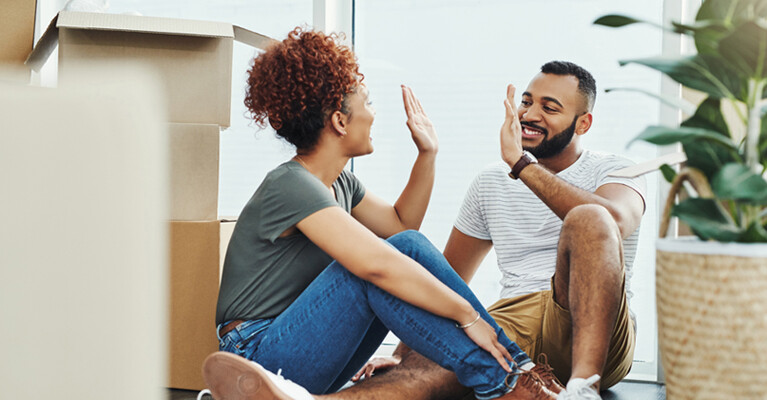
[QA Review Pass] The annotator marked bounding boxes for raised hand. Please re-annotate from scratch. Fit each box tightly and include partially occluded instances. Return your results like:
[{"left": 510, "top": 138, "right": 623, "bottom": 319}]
[
  {"left": 401, "top": 85, "right": 438, "bottom": 154},
  {"left": 500, "top": 84, "right": 524, "bottom": 167}
]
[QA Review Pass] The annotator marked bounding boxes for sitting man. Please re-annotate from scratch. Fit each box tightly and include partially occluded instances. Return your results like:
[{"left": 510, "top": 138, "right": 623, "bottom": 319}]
[{"left": 201, "top": 60, "right": 646, "bottom": 400}]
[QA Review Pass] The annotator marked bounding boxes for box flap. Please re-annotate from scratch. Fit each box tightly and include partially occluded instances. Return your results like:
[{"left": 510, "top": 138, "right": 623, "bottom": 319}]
[
  {"left": 25, "top": 14, "right": 59, "bottom": 72},
  {"left": 58, "top": 11, "right": 233, "bottom": 39},
  {"left": 608, "top": 152, "right": 687, "bottom": 178},
  {"left": 26, "top": 12, "right": 277, "bottom": 73},
  {"left": 233, "top": 25, "right": 278, "bottom": 50}
]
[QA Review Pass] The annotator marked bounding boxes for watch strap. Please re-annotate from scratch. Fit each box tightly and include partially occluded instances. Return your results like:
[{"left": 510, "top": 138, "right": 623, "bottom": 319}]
[{"left": 509, "top": 151, "right": 537, "bottom": 179}]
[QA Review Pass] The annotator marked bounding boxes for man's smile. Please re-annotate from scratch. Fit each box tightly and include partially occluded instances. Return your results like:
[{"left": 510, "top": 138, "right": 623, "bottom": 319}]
[{"left": 520, "top": 122, "right": 547, "bottom": 139}]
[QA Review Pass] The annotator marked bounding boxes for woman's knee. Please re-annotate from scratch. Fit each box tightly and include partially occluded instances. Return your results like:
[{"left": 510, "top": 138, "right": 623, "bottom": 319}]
[
  {"left": 386, "top": 229, "right": 429, "bottom": 250},
  {"left": 385, "top": 230, "right": 457, "bottom": 279}
]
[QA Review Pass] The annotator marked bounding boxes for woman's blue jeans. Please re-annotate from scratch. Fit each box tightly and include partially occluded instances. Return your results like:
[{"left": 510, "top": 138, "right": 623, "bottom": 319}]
[{"left": 217, "top": 230, "right": 530, "bottom": 399}]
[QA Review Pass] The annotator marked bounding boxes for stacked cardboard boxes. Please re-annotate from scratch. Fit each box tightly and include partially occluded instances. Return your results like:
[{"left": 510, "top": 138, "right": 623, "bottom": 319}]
[
  {"left": 0, "top": 0, "right": 37, "bottom": 83},
  {"left": 27, "top": 11, "right": 275, "bottom": 390}
]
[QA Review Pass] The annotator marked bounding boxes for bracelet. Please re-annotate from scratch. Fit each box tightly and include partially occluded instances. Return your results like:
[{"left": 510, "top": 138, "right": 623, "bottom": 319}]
[{"left": 455, "top": 311, "right": 481, "bottom": 329}]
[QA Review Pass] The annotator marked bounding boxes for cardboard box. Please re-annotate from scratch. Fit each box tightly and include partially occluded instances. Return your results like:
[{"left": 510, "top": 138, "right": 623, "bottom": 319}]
[
  {"left": 1, "top": 70, "right": 168, "bottom": 399},
  {"left": 0, "top": 0, "right": 37, "bottom": 82},
  {"left": 27, "top": 11, "right": 276, "bottom": 126},
  {"left": 169, "top": 123, "right": 219, "bottom": 221},
  {"left": 169, "top": 219, "right": 236, "bottom": 390}
]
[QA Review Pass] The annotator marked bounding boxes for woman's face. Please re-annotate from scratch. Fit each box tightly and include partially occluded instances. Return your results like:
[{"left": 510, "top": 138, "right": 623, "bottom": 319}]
[{"left": 342, "top": 85, "right": 376, "bottom": 157}]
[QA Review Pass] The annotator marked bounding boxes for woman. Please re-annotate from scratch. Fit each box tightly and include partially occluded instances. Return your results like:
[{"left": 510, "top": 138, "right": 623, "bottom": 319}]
[{"left": 205, "top": 27, "right": 547, "bottom": 400}]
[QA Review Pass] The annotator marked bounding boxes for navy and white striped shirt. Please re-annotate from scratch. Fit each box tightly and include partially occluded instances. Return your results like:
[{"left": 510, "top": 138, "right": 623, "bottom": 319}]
[{"left": 455, "top": 149, "right": 646, "bottom": 302}]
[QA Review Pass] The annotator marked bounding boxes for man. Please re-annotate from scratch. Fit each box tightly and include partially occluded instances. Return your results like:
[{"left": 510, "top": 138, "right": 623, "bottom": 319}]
[{"left": 201, "top": 61, "right": 646, "bottom": 400}]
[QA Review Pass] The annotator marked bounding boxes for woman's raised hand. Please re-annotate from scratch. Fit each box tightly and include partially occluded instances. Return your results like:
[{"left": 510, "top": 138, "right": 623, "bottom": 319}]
[
  {"left": 401, "top": 85, "right": 438, "bottom": 154},
  {"left": 463, "top": 316, "right": 515, "bottom": 373}
]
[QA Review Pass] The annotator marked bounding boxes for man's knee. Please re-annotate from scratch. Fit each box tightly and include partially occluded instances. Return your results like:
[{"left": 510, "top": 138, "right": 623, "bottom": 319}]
[{"left": 561, "top": 204, "right": 620, "bottom": 244}]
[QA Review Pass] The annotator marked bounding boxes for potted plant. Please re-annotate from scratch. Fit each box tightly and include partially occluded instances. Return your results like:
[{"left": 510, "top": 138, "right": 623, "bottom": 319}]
[{"left": 595, "top": 0, "right": 767, "bottom": 398}]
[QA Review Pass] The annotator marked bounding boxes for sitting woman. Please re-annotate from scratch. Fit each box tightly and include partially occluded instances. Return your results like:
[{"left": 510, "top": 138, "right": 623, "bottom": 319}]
[{"left": 203, "top": 27, "right": 549, "bottom": 400}]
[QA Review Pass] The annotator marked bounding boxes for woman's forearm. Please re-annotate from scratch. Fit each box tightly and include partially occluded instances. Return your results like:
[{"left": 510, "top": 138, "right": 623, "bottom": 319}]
[
  {"left": 392, "top": 150, "right": 437, "bottom": 230},
  {"left": 364, "top": 247, "right": 477, "bottom": 325},
  {"left": 300, "top": 206, "right": 475, "bottom": 324}
]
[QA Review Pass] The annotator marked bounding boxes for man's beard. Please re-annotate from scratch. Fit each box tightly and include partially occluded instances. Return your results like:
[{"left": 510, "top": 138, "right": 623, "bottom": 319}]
[{"left": 522, "top": 115, "right": 578, "bottom": 159}]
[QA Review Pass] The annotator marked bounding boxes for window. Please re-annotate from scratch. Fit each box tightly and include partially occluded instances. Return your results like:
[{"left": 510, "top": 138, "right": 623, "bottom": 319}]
[
  {"left": 41, "top": 0, "right": 678, "bottom": 382},
  {"left": 352, "top": 0, "right": 665, "bottom": 381}
]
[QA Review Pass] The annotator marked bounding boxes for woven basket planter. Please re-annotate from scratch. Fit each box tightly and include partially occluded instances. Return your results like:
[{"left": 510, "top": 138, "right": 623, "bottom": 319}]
[
  {"left": 656, "top": 168, "right": 767, "bottom": 399},
  {"left": 656, "top": 238, "right": 767, "bottom": 399}
]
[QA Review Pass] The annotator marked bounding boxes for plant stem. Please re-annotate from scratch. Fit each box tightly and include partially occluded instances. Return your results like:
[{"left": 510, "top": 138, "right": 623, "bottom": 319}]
[
  {"left": 746, "top": 79, "right": 764, "bottom": 172},
  {"left": 744, "top": 79, "right": 766, "bottom": 228}
]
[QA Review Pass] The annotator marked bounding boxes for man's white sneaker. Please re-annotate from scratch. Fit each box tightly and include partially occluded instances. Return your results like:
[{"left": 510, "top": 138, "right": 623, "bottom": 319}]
[
  {"left": 201, "top": 351, "right": 314, "bottom": 400},
  {"left": 557, "top": 374, "right": 601, "bottom": 400}
]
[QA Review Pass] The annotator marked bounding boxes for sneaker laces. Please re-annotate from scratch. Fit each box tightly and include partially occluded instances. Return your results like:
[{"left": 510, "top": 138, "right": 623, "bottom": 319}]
[
  {"left": 558, "top": 374, "right": 601, "bottom": 399},
  {"left": 196, "top": 389, "right": 211, "bottom": 400}
]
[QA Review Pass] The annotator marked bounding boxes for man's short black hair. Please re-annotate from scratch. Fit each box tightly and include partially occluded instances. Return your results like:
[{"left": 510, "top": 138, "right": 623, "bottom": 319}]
[{"left": 540, "top": 61, "right": 596, "bottom": 112}]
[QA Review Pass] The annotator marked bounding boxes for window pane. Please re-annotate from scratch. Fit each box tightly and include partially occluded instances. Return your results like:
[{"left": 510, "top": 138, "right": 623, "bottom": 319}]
[{"left": 354, "top": 0, "right": 662, "bottom": 381}]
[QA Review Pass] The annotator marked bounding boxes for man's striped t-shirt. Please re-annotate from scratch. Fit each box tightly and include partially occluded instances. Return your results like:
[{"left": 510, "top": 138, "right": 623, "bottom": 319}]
[{"left": 454, "top": 149, "right": 647, "bottom": 302}]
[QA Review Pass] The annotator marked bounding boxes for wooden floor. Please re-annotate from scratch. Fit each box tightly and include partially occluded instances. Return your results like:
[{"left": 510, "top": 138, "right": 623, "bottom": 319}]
[{"left": 172, "top": 380, "right": 666, "bottom": 399}]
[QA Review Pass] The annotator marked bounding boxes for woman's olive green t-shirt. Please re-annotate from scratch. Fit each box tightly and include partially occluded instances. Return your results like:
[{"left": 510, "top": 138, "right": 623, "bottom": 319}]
[{"left": 215, "top": 161, "right": 366, "bottom": 325}]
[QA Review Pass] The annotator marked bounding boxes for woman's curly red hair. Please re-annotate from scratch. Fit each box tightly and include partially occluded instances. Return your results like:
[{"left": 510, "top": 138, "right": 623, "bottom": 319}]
[{"left": 244, "top": 26, "right": 362, "bottom": 150}]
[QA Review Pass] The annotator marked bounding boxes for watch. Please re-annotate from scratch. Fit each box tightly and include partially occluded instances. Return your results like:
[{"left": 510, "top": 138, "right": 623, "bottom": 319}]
[{"left": 509, "top": 151, "right": 538, "bottom": 179}]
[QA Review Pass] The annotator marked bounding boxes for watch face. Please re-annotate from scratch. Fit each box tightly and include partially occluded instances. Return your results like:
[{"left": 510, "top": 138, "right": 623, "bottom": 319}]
[{"left": 523, "top": 151, "right": 537, "bottom": 163}]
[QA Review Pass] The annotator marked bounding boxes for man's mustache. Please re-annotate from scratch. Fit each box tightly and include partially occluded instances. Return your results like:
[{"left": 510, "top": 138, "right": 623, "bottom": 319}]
[{"left": 520, "top": 121, "right": 548, "bottom": 137}]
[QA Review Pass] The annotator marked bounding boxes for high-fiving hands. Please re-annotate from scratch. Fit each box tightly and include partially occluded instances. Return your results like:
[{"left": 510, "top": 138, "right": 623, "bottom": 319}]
[
  {"left": 500, "top": 84, "right": 524, "bottom": 168},
  {"left": 401, "top": 85, "right": 438, "bottom": 154}
]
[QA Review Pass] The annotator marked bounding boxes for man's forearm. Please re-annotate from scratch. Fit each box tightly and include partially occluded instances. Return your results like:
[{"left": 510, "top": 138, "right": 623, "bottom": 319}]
[{"left": 517, "top": 163, "right": 636, "bottom": 237}]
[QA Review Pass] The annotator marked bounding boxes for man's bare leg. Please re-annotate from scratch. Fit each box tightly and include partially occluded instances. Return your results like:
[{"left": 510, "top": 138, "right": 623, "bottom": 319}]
[
  {"left": 552, "top": 204, "right": 623, "bottom": 389},
  {"left": 321, "top": 351, "right": 470, "bottom": 400}
]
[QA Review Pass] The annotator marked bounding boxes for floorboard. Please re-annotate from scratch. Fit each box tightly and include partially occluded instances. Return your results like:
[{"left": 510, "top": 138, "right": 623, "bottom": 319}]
[{"left": 171, "top": 380, "right": 666, "bottom": 399}]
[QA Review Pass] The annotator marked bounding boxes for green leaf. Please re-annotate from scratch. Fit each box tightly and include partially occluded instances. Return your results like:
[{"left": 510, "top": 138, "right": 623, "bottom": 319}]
[
  {"left": 672, "top": 198, "right": 743, "bottom": 241},
  {"left": 604, "top": 87, "right": 697, "bottom": 115},
  {"left": 711, "top": 163, "right": 767, "bottom": 202},
  {"left": 681, "top": 97, "right": 731, "bottom": 135},
  {"left": 671, "top": 20, "right": 729, "bottom": 55},
  {"left": 681, "top": 142, "right": 738, "bottom": 182},
  {"left": 619, "top": 55, "right": 744, "bottom": 101},
  {"left": 672, "top": 20, "right": 728, "bottom": 34},
  {"left": 697, "top": 0, "right": 767, "bottom": 24},
  {"left": 718, "top": 21, "right": 767, "bottom": 79},
  {"left": 659, "top": 164, "right": 677, "bottom": 183},
  {"left": 630, "top": 125, "right": 739, "bottom": 150},
  {"left": 680, "top": 97, "right": 738, "bottom": 179},
  {"left": 593, "top": 15, "right": 645, "bottom": 27},
  {"left": 695, "top": 0, "right": 767, "bottom": 54},
  {"left": 695, "top": 0, "right": 737, "bottom": 21},
  {"left": 738, "top": 219, "right": 767, "bottom": 242}
]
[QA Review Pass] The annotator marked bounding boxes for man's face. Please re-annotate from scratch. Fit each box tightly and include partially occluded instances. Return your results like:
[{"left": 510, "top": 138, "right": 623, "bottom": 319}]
[{"left": 517, "top": 73, "right": 586, "bottom": 159}]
